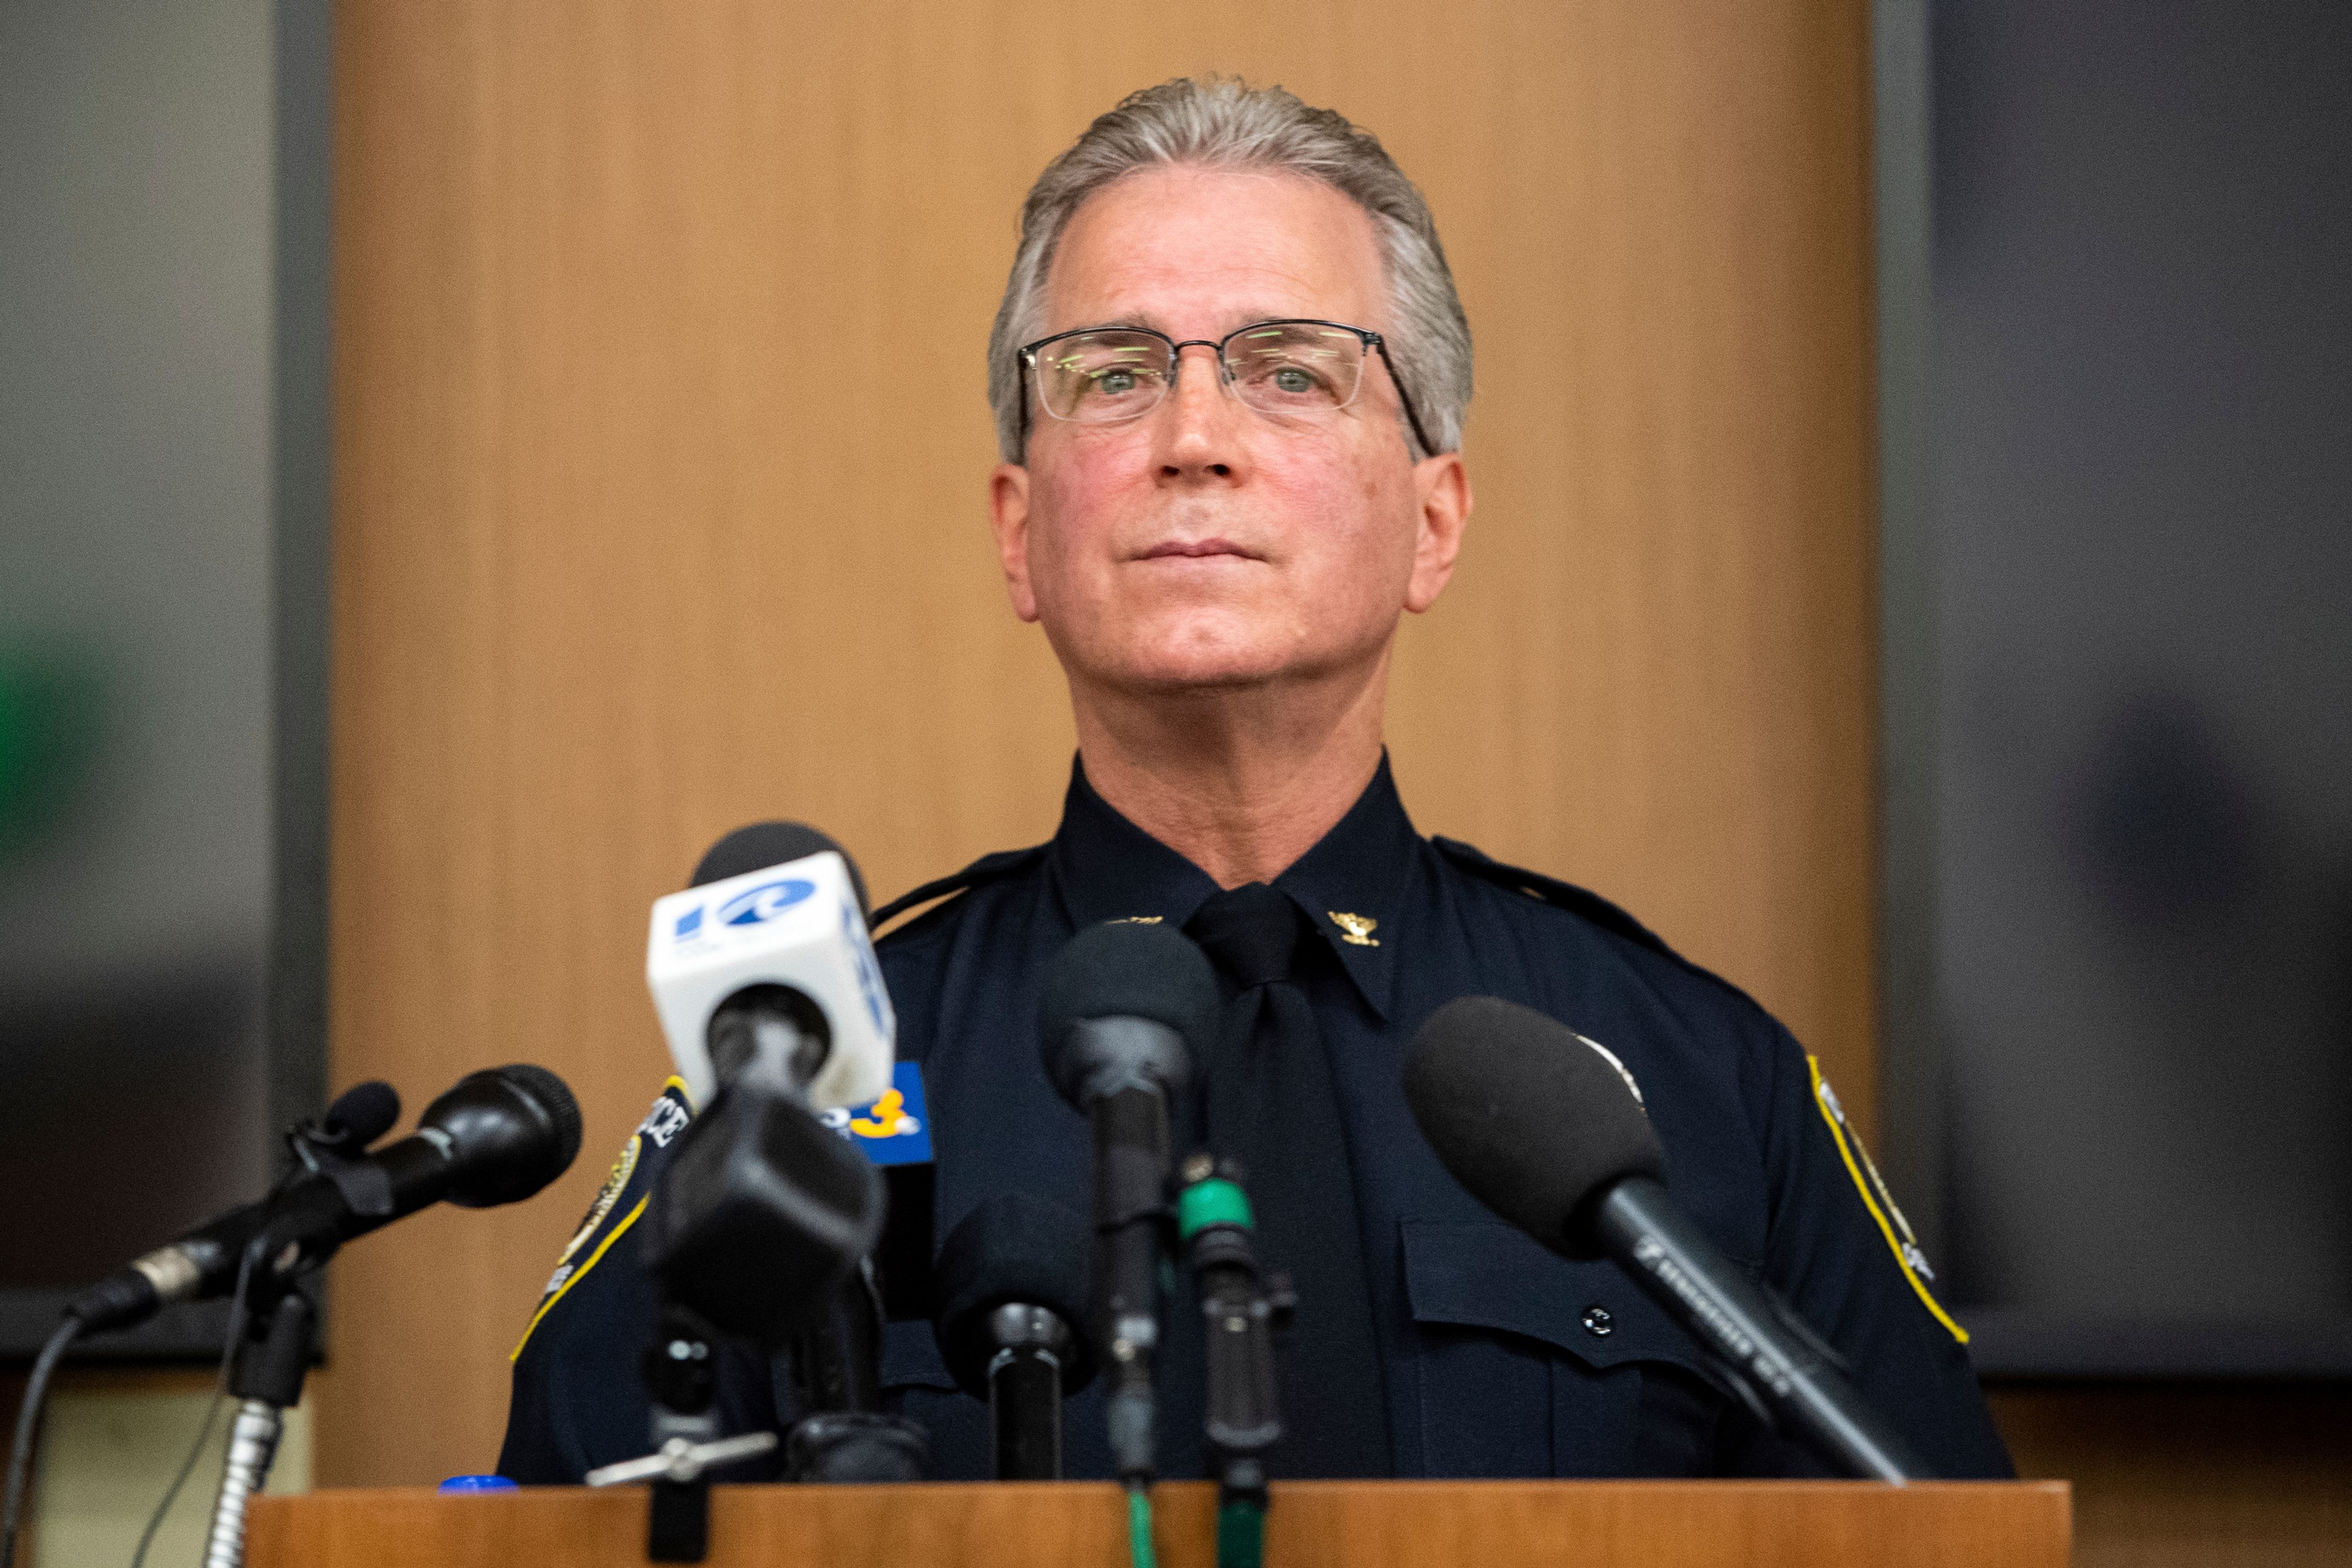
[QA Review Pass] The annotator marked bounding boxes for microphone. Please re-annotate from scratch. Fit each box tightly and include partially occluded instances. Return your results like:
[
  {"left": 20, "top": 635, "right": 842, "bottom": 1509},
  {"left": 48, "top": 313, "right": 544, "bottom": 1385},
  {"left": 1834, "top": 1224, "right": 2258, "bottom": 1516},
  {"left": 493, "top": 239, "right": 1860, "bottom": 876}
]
[
  {"left": 643, "top": 823, "right": 889, "bottom": 1348},
  {"left": 647, "top": 821, "right": 894, "bottom": 1112},
  {"left": 932, "top": 1193, "right": 1097, "bottom": 1480},
  {"left": 69, "top": 1067, "right": 581, "bottom": 1333},
  {"left": 1403, "top": 996, "right": 1928, "bottom": 1482},
  {"left": 643, "top": 822, "right": 919, "bottom": 1487},
  {"left": 1038, "top": 920, "right": 1219, "bottom": 1489}
]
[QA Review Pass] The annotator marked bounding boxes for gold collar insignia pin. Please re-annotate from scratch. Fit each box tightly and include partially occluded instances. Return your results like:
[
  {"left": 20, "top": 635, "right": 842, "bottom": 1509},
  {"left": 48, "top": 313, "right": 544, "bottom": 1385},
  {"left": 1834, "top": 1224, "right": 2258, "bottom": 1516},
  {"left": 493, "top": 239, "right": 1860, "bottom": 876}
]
[{"left": 1327, "top": 911, "right": 1380, "bottom": 947}]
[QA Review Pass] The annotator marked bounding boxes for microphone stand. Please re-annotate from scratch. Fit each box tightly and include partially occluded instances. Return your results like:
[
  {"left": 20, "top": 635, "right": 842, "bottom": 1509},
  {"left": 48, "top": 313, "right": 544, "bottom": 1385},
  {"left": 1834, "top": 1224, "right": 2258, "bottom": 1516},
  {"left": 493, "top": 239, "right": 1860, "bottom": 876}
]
[
  {"left": 201, "top": 1107, "right": 385, "bottom": 1568},
  {"left": 581, "top": 1300, "right": 775, "bottom": 1564},
  {"left": 782, "top": 1262, "right": 927, "bottom": 1484},
  {"left": 200, "top": 1280, "right": 313, "bottom": 1568},
  {"left": 1176, "top": 1156, "right": 1292, "bottom": 1568},
  {"left": 598, "top": 1052, "right": 898, "bottom": 1561}
]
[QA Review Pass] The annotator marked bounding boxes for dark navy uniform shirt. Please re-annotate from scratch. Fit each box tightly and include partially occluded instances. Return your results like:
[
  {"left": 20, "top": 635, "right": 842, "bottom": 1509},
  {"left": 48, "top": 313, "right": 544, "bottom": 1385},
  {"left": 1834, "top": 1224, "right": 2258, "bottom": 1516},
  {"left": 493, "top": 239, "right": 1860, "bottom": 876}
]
[{"left": 499, "top": 756, "right": 2011, "bottom": 1483}]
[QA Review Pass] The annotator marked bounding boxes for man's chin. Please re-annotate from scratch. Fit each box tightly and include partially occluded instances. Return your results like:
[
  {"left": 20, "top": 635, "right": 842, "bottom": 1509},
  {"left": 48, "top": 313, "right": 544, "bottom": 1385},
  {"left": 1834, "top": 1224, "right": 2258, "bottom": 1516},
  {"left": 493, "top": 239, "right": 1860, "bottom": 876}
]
[
  {"left": 1049, "top": 608, "right": 1377, "bottom": 699},
  {"left": 1075, "top": 633, "right": 1298, "bottom": 696},
  {"left": 1093, "top": 637, "right": 1349, "bottom": 698}
]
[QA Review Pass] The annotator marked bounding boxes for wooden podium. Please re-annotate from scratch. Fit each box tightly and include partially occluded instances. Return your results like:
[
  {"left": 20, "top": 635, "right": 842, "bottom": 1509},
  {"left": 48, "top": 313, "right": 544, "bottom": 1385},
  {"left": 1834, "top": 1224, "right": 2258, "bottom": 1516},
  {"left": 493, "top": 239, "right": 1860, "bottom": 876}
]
[{"left": 249, "top": 1480, "right": 2070, "bottom": 1566}]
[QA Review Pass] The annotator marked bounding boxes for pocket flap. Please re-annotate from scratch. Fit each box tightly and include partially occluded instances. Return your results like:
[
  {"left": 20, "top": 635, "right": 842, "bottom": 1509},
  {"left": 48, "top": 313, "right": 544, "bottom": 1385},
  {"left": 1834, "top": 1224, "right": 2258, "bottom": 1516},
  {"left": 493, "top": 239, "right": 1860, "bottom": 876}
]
[{"left": 1401, "top": 1218, "right": 1713, "bottom": 1378}]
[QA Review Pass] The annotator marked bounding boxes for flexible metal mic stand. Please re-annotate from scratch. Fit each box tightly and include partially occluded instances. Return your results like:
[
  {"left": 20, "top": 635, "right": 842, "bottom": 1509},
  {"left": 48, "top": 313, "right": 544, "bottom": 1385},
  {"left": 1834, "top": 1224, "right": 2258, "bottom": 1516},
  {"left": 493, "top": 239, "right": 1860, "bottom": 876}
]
[
  {"left": 202, "top": 1105, "right": 382, "bottom": 1568},
  {"left": 201, "top": 1280, "right": 313, "bottom": 1568}
]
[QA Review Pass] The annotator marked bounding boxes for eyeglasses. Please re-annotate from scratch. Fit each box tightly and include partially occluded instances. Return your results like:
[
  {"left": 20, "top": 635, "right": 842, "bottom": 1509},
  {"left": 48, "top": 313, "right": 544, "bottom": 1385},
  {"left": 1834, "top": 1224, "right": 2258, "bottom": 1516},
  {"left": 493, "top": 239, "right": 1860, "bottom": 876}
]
[{"left": 1016, "top": 318, "right": 1436, "bottom": 459}]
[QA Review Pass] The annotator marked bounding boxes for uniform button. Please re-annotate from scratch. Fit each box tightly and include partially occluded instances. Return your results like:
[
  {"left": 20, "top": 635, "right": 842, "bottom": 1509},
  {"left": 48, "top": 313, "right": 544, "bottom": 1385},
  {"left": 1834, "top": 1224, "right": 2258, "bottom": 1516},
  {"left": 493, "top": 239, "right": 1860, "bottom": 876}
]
[{"left": 1582, "top": 1305, "right": 1614, "bottom": 1338}]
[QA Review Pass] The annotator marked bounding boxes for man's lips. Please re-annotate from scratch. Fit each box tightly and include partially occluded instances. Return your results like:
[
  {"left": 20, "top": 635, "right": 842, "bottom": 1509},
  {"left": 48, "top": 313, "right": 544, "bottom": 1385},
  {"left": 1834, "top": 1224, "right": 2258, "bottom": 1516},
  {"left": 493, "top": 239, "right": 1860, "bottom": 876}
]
[{"left": 1135, "top": 538, "right": 1262, "bottom": 561}]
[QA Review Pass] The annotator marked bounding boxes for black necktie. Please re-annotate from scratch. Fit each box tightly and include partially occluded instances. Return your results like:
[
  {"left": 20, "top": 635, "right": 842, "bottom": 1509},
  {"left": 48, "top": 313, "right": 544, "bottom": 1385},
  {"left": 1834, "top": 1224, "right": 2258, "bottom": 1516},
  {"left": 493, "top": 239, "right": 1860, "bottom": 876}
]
[{"left": 1185, "top": 883, "right": 1390, "bottom": 1477}]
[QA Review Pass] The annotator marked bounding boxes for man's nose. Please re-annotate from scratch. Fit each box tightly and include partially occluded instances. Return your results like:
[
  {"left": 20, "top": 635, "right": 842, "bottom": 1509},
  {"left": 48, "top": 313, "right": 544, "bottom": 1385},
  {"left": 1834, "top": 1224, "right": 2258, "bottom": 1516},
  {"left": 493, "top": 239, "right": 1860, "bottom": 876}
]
[{"left": 1153, "top": 342, "right": 1244, "bottom": 479}]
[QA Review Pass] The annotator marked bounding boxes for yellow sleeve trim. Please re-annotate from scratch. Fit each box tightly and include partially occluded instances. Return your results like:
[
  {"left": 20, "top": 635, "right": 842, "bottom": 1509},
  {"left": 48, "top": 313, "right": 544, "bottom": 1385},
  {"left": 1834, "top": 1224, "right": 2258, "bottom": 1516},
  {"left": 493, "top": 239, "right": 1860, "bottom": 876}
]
[
  {"left": 663, "top": 1072, "right": 694, "bottom": 1113},
  {"left": 1806, "top": 1056, "right": 1969, "bottom": 1345},
  {"left": 509, "top": 1193, "right": 649, "bottom": 1363}
]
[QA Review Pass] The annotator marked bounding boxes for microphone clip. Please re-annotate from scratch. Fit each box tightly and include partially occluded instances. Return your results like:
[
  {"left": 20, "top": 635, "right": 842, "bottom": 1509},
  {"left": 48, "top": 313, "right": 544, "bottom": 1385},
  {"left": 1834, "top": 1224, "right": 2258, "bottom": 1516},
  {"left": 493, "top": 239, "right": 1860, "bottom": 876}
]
[{"left": 286, "top": 1104, "right": 395, "bottom": 1221}]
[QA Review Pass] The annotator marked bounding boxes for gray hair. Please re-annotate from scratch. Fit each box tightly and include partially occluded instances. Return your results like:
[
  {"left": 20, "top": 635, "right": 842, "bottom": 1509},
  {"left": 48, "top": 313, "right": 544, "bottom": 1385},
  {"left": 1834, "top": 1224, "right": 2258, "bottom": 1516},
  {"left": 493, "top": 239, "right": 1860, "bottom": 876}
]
[{"left": 986, "top": 77, "right": 1473, "bottom": 462}]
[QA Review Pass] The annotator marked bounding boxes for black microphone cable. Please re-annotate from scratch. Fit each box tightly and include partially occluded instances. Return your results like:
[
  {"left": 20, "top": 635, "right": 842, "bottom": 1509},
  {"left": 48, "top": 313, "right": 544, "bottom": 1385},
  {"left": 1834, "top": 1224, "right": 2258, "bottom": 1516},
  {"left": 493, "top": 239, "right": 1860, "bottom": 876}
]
[
  {"left": 127, "top": 1237, "right": 265, "bottom": 1568},
  {"left": 0, "top": 1317, "right": 76, "bottom": 1568}
]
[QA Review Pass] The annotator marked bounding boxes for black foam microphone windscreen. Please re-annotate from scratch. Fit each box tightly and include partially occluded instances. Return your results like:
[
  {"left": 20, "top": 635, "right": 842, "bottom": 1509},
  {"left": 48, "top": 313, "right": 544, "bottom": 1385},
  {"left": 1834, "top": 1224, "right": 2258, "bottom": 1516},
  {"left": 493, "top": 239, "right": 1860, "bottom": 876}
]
[
  {"left": 422, "top": 1063, "right": 584, "bottom": 1208},
  {"left": 1404, "top": 995, "right": 1667, "bottom": 1256},
  {"left": 1036, "top": 921, "right": 1219, "bottom": 1104},
  {"left": 932, "top": 1192, "right": 1097, "bottom": 1398},
  {"left": 690, "top": 820, "right": 870, "bottom": 914}
]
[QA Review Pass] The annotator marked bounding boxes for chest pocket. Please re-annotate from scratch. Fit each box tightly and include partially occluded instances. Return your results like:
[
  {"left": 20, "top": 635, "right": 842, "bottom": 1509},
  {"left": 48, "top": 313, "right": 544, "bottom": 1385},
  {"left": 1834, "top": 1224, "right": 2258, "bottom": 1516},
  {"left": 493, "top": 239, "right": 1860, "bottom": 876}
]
[{"left": 1402, "top": 1219, "right": 1727, "bottom": 1478}]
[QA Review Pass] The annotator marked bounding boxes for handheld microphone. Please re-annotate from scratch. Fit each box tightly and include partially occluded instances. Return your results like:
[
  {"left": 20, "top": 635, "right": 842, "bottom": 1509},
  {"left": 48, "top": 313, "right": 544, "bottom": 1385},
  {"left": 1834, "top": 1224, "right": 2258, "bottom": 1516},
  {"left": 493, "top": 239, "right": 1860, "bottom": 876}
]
[
  {"left": 1403, "top": 996, "right": 1928, "bottom": 1483},
  {"left": 1038, "top": 921, "right": 1219, "bottom": 1488},
  {"left": 933, "top": 1193, "right": 1097, "bottom": 1480},
  {"left": 620, "top": 821, "right": 913, "bottom": 1549},
  {"left": 643, "top": 823, "right": 890, "bottom": 1349},
  {"left": 69, "top": 1067, "right": 581, "bottom": 1333},
  {"left": 647, "top": 821, "right": 893, "bottom": 1112}
]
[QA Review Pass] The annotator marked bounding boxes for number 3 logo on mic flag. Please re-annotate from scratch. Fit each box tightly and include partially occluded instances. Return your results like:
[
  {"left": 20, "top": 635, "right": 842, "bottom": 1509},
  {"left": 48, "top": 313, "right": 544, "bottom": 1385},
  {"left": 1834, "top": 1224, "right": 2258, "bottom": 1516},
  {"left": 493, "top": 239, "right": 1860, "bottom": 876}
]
[{"left": 820, "top": 1061, "right": 933, "bottom": 1167}]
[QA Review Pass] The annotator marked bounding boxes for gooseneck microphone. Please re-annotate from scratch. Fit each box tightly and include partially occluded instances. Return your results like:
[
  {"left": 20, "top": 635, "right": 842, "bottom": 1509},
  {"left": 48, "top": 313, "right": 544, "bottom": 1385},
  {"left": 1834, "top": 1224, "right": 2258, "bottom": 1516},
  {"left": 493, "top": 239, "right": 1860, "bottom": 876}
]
[
  {"left": 1038, "top": 920, "right": 1219, "bottom": 1491},
  {"left": 1404, "top": 996, "right": 1928, "bottom": 1483},
  {"left": 68, "top": 1069, "right": 579, "bottom": 1333},
  {"left": 932, "top": 1193, "right": 1098, "bottom": 1480}
]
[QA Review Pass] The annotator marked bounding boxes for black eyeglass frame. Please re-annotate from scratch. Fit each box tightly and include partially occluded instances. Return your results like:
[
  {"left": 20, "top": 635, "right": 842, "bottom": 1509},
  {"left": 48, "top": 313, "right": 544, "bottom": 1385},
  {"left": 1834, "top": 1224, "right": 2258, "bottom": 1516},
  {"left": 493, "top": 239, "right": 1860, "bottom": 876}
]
[{"left": 1015, "top": 318, "right": 1439, "bottom": 461}]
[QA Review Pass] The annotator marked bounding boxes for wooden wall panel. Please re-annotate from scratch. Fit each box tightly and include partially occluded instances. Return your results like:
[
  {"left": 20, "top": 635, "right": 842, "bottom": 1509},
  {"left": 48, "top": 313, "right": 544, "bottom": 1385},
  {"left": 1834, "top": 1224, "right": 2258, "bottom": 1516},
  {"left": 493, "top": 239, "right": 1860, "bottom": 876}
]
[{"left": 324, "top": 0, "right": 1874, "bottom": 1490}]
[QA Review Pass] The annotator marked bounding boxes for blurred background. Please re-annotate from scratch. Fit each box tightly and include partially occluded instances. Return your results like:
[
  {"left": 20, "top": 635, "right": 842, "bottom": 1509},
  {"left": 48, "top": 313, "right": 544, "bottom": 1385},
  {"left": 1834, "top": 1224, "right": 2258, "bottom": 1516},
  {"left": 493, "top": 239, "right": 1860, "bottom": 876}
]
[{"left": 1, "top": 1, "right": 2344, "bottom": 1564}]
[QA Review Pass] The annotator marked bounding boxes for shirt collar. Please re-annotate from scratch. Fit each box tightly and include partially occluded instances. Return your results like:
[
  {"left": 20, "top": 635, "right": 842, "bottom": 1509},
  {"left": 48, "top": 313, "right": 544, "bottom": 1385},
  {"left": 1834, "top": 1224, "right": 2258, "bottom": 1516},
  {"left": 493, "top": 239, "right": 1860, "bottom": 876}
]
[{"left": 1046, "top": 752, "right": 1420, "bottom": 1020}]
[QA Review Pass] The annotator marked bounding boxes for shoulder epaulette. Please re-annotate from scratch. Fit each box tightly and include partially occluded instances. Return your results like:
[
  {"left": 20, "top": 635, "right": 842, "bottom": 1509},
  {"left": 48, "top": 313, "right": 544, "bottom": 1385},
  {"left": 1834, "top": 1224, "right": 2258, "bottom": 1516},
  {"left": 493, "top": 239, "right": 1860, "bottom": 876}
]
[
  {"left": 1432, "top": 836, "right": 1777, "bottom": 1017},
  {"left": 1431, "top": 835, "right": 1677, "bottom": 959},
  {"left": 870, "top": 844, "right": 1048, "bottom": 933}
]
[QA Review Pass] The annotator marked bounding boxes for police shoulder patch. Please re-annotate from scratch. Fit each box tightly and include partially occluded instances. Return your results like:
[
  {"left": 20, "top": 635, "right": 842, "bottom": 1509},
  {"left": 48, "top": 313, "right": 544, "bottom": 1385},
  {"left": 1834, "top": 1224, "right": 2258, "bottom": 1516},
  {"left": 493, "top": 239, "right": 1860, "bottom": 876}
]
[
  {"left": 1806, "top": 1056, "right": 1969, "bottom": 1345},
  {"left": 508, "top": 1077, "right": 692, "bottom": 1362}
]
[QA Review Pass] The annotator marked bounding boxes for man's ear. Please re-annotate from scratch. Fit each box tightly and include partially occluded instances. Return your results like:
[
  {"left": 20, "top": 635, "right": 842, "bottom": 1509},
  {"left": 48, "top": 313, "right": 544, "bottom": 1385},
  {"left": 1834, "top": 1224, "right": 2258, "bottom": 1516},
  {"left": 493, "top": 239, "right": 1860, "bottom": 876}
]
[
  {"left": 987, "top": 462, "right": 1041, "bottom": 623},
  {"left": 1404, "top": 451, "right": 1472, "bottom": 614}
]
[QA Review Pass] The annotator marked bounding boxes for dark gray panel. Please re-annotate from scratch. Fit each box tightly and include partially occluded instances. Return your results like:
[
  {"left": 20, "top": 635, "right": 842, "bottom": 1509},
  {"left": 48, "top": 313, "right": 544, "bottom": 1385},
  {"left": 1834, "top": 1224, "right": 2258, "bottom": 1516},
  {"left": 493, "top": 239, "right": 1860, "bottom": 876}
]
[
  {"left": 0, "top": 0, "right": 332, "bottom": 1360},
  {"left": 1883, "top": 0, "right": 2352, "bottom": 1375}
]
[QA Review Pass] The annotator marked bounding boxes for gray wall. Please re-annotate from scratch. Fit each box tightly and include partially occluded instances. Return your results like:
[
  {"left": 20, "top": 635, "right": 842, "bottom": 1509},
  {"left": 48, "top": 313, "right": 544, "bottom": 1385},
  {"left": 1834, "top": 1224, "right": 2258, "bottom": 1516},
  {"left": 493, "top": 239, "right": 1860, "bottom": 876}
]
[
  {"left": 2, "top": 0, "right": 329, "bottom": 1551},
  {"left": 1, "top": 0, "right": 277, "bottom": 1290}
]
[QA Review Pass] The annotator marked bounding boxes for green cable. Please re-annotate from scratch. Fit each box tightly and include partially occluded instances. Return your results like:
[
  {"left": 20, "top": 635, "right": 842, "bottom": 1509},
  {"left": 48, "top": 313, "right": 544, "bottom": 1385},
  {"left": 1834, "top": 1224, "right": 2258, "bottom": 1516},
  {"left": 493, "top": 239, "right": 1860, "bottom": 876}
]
[
  {"left": 1127, "top": 1483, "right": 1158, "bottom": 1568},
  {"left": 1216, "top": 1499, "right": 1266, "bottom": 1568}
]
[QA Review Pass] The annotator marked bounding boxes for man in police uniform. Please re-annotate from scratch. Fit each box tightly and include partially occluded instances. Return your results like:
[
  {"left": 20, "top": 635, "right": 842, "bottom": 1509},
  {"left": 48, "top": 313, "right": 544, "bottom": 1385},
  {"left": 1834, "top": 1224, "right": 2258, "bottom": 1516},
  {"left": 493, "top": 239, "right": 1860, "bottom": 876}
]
[{"left": 499, "top": 77, "right": 2011, "bottom": 1483}]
